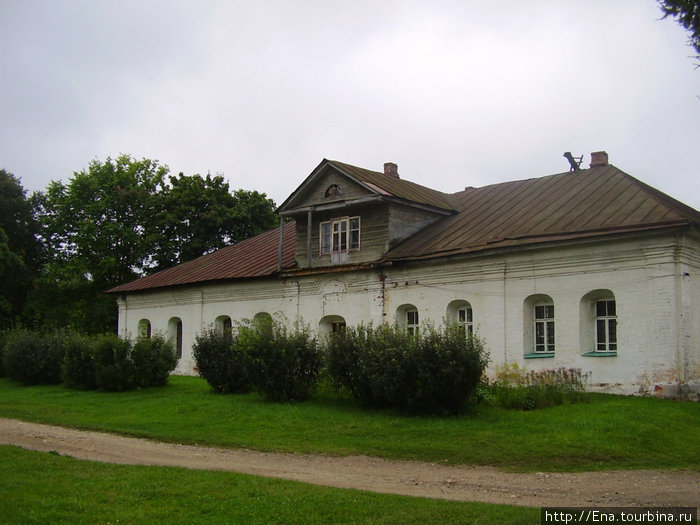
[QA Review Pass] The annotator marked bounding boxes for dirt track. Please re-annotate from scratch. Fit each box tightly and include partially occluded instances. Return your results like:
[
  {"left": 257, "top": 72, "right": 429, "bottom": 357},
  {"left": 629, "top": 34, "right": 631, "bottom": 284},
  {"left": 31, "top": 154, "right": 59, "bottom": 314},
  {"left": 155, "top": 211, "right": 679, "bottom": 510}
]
[{"left": 1, "top": 418, "right": 697, "bottom": 507}]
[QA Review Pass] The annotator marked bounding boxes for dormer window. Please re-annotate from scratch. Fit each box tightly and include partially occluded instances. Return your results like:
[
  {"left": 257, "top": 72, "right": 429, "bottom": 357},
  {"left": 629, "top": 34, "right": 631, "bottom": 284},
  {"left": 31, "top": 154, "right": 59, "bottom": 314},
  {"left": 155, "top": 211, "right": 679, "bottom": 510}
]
[
  {"left": 320, "top": 217, "right": 360, "bottom": 255},
  {"left": 325, "top": 184, "right": 342, "bottom": 198}
]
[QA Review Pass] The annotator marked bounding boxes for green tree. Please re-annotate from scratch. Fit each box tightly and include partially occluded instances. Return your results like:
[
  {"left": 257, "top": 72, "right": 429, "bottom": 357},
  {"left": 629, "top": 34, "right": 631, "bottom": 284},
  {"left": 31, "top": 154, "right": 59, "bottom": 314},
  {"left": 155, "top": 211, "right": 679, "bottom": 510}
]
[
  {"left": 659, "top": 0, "right": 700, "bottom": 62},
  {"left": 31, "top": 155, "right": 278, "bottom": 333},
  {"left": 152, "top": 173, "right": 277, "bottom": 270},
  {"left": 0, "top": 169, "right": 41, "bottom": 328}
]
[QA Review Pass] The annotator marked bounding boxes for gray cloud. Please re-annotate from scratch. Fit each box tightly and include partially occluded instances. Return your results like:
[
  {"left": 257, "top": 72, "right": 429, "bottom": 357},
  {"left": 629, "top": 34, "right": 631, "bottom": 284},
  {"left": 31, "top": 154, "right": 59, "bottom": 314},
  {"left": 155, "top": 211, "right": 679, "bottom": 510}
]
[{"left": 1, "top": 0, "right": 698, "bottom": 209}]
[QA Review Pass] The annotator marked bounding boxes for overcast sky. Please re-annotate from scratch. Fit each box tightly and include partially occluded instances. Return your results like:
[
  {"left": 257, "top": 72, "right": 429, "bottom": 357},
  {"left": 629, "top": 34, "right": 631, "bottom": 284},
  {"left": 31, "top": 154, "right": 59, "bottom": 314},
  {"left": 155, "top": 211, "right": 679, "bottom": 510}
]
[{"left": 1, "top": 0, "right": 698, "bottom": 210}]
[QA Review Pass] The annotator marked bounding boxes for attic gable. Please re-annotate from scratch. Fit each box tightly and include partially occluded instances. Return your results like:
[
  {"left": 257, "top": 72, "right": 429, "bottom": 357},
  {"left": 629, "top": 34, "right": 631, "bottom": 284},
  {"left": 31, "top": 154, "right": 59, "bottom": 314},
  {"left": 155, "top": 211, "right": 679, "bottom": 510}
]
[{"left": 278, "top": 159, "right": 454, "bottom": 216}]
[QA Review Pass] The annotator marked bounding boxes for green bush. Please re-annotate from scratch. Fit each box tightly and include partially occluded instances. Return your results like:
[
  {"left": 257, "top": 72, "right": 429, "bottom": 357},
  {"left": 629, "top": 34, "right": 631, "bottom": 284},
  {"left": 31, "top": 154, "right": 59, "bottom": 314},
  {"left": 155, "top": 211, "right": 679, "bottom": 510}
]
[
  {"left": 193, "top": 328, "right": 252, "bottom": 394},
  {"left": 327, "top": 323, "right": 489, "bottom": 414},
  {"left": 0, "top": 330, "right": 8, "bottom": 378},
  {"left": 132, "top": 334, "right": 177, "bottom": 388},
  {"left": 60, "top": 331, "right": 96, "bottom": 389},
  {"left": 92, "top": 334, "right": 135, "bottom": 392},
  {"left": 241, "top": 317, "right": 323, "bottom": 402},
  {"left": 2, "top": 330, "right": 65, "bottom": 385}
]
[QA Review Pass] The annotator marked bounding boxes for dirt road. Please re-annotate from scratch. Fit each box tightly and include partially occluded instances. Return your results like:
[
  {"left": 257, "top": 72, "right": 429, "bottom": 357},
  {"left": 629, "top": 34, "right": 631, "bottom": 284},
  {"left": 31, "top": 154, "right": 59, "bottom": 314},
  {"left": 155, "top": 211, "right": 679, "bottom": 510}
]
[{"left": 1, "top": 418, "right": 697, "bottom": 507}]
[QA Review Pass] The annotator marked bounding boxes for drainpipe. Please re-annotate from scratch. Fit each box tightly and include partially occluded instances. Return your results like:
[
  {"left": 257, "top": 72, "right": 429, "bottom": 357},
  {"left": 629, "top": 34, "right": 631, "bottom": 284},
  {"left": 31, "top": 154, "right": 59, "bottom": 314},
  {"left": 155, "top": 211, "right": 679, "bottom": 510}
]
[
  {"left": 307, "top": 209, "right": 313, "bottom": 268},
  {"left": 277, "top": 217, "right": 284, "bottom": 272}
]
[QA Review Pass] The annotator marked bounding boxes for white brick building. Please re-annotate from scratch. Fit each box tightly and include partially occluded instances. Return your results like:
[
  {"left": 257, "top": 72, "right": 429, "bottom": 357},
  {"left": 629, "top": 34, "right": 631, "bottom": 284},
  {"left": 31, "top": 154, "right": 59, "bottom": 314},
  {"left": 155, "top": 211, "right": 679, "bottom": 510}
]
[{"left": 109, "top": 153, "right": 699, "bottom": 397}]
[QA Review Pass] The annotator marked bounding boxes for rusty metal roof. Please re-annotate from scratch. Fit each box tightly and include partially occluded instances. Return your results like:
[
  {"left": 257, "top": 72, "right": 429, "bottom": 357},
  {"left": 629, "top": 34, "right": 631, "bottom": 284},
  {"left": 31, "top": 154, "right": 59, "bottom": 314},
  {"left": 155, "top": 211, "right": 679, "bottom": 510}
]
[
  {"left": 384, "top": 164, "right": 699, "bottom": 262},
  {"left": 110, "top": 161, "right": 698, "bottom": 294},
  {"left": 108, "top": 221, "right": 296, "bottom": 293}
]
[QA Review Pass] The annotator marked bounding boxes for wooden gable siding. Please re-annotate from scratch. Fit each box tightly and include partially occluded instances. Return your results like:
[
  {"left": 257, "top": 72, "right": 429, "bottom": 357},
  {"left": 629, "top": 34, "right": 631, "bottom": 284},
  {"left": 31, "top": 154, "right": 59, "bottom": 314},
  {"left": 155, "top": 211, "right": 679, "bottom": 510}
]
[
  {"left": 388, "top": 202, "right": 446, "bottom": 249},
  {"left": 294, "top": 203, "right": 390, "bottom": 268},
  {"left": 288, "top": 168, "right": 372, "bottom": 211}
]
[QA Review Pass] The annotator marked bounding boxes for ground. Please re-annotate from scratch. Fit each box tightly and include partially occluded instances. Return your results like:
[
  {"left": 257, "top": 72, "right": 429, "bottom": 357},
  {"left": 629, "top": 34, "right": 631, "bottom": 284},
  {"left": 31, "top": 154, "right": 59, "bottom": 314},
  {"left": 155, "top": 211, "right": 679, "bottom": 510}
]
[{"left": 1, "top": 418, "right": 697, "bottom": 507}]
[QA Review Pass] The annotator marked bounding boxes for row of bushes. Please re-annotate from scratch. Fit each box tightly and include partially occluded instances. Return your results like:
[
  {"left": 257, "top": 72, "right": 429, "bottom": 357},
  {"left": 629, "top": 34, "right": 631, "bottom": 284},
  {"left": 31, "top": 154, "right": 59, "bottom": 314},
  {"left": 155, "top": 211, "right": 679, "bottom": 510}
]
[
  {"left": 0, "top": 329, "right": 177, "bottom": 391},
  {"left": 193, "top": 318, "right": 323, "bottom": 402},
  {"left": 193, "top": 318, "right": 490, "bottom": 414}
]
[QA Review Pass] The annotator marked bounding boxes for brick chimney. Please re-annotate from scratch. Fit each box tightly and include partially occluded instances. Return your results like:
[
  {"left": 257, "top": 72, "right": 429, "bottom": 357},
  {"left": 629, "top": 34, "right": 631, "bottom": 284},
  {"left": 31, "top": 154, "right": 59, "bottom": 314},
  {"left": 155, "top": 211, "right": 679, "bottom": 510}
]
[
  {"left": 589, "top": 151, "right": 609, "bottom": 168},
  {"left": 384, "top": 162, "right": 399, "bottom": 178}
]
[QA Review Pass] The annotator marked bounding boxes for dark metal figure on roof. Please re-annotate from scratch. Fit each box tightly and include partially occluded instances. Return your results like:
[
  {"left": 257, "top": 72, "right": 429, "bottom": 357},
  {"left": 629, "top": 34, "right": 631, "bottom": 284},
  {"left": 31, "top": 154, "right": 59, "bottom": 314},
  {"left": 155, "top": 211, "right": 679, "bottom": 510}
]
[{"left": 563, "top": 152, "right": 583, "bottom": 171}]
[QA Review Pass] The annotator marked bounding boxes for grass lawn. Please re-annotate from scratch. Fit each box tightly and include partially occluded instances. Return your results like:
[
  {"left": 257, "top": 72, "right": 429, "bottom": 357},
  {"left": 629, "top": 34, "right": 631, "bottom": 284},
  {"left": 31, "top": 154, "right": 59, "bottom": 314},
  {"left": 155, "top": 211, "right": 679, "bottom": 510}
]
[
  {"left": 0, "top": 445, "right": 538, "bottom": 525},
  {"left": 1, "top": 375, "right": 698, "bottom": 473}
]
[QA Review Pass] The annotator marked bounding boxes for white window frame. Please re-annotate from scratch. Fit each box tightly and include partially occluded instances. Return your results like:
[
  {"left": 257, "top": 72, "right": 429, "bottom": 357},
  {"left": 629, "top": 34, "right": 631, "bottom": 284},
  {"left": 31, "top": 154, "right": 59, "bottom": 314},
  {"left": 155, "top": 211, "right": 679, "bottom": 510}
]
[
  {"left": 406, "top": 309, "right": 419, "bottom": 336},
  {"left": 320, "top": 216, "right": 360, "bottom": 255},
  {"left": 595, "top": 299, "right": 617, "bottom": 352},
  {"left": 534, "top": 303, "right": 555, "bottom": 353},
  {"left": 457, "top": 306, "right": 473, "bottom": 336}
]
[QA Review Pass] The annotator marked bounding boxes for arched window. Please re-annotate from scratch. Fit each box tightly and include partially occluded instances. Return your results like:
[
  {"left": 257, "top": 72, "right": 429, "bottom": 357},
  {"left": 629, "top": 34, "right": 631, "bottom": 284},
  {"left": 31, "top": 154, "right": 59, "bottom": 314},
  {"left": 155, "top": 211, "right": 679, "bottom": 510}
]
[
  {"left": 446, "top": 300, "right": 473, "bottom": 336},
  {"left": 524, "top": 294, "right": 555, "bottom": 357},
  {"left": 215, "top": 315, "right": 232, "bottom": 335},
  {"left": 138, "top": 319, "right": 151, "bottom": 340},
  {"left": 252, "top": 312, "right": 273, "bottom": 335},
  {"left": 168, "top": 317, "right": 183, "bottom": 360},
  {"left": 318, "top": 315, "right": 347, "bottom": 337},
  {"left": 396, "top": 304, "right": 419, "bottom": 336},
  {"left": 580, "top": 290, "right": 617, "bottom": 355}
]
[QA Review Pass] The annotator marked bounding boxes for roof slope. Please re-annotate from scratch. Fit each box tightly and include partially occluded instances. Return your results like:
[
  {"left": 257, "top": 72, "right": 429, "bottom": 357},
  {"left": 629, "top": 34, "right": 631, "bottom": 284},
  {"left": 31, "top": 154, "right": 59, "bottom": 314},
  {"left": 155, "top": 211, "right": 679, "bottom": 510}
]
[
  {"left": 326, "top": 160, "right": 454, "bottom": 211},
  {"left": 108, "top": 221, "right": 296, "bottom": 293},
  {"left": 385, "top": 164, "right": 699, "bottom": 261}
]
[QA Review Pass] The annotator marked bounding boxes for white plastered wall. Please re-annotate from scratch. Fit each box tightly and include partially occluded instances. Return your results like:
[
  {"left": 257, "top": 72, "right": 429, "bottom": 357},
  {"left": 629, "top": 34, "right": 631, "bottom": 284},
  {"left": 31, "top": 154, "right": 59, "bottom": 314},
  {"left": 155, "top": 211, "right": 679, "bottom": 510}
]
[{"left": 116, "top": 231, "right": 699, "bottom": 396}]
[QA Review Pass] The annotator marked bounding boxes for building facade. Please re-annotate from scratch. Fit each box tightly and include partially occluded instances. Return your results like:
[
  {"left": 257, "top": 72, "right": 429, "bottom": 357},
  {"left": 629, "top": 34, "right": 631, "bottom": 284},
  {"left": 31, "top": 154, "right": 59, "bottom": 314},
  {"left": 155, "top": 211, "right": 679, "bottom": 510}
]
[{"left": 110, "top": 154, "right": 700, "bottom": 397}]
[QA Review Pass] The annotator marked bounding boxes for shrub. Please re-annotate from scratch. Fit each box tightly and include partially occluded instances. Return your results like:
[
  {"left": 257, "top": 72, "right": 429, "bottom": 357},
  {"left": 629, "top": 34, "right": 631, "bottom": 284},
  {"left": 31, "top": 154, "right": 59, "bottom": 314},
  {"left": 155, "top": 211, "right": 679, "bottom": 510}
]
[
  {"left": 193, "top": 328, "right": 252, "bottom": 394},
  {"left": 327, "top": 323, "right": 489, "bottom": 415},
  {"left": 61, "top": 331, "right": 96, "bottom": 389},
  {"left": 132, "top": 334, "right": 178, "bottom": 388},
  {"left": 488, "top": 363, "right": 590, "bottom": 410},
  {"left": 0, "top": 330, "right": 8, "bottom": 378},
  {"left": 2, "top": 330, "right": 65, "bottom": 385},
  {"left": 242, "top": 317, "right": 323, "bottom": 402},
  {"left": 92, "top": 334, "right": 135, "bottom": 392}
]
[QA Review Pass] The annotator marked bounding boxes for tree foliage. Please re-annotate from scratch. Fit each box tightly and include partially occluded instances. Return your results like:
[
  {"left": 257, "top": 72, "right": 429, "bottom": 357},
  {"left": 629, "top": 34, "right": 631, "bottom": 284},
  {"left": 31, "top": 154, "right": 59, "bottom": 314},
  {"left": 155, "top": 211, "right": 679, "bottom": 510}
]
[
  {"left": 659, "top": 0, "right": 700, "bottom": 61},
  {"left": 0, "top": 169, "right": 41, "bottom": 329},
  {"left": 152, "top": 172, "right": 277, "bottom": 270},
  {"left": 28, "top": 155, "right": 278, "bottom": 333}
]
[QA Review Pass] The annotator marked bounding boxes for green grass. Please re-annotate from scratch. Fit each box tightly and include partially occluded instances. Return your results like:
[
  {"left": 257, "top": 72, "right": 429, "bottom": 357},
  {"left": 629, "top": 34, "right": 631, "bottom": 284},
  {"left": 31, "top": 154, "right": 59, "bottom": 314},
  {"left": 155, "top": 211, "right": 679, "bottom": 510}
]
[
  {"left": 0, "top": 445, "right": 538, "bottom": 525},
  {"left": 0, "top": 375, "right": 698, "bottom": 472}
]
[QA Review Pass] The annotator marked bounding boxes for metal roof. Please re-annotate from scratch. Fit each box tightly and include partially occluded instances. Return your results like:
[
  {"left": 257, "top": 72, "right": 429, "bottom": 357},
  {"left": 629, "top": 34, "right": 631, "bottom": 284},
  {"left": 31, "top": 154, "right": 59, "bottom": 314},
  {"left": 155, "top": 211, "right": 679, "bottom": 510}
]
[
  {"left": 108, "top": 221, "right": 296, "bottom": 293},
  {"left": 326, "top": 160, "right": 455, "bottom": 211},
  {"left": 109, "top": 161, "right": 698, "bottom": 294},
  {"left": 384, "top": 164, "right": 699, "bottom": 262}
]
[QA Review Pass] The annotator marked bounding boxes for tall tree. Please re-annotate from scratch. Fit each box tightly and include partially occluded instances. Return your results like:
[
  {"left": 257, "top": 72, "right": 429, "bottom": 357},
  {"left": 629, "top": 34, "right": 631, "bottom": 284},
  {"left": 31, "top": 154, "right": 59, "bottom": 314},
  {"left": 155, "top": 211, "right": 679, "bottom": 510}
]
[
  {"left": 31, "top": 155, "right": 278, "bottom": 333},
  {"left": 152, "top": 173, "right": 277, "bottom": 270},
  {"left": 30, "top": 155, "right": 168, "bottom": 333},
  {"left": 659, "top": 0, "right": 700, "bottom": 62},
  {"left": 0, "top": 169, "right": 41, "bottom": 328}
]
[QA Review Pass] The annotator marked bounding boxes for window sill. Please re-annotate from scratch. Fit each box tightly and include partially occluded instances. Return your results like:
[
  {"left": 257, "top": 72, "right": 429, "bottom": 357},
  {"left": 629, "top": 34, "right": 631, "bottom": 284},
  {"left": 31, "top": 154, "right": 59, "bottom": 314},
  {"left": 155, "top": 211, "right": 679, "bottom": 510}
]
[
  {"left": 583, "top": 351, "right": 617, "bottom": 357},
  {"left": 524, "top": 352, "right": 555, "bottom": 359}
]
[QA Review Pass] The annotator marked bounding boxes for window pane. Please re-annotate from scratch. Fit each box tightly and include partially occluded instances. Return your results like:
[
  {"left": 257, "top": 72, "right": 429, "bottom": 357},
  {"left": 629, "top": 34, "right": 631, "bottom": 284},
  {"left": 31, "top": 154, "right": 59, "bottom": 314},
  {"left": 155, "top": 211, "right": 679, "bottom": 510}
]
[
  {"left": 458, "top": 309, "right": 466, "bottom": 323},
  {"left": 535, "top": 305, "right": 544, "bottom": 319},
  {"left": 607, "top": 300, "right": 616, "bottom": 316},
  {"left": 350, "top": 229, "right": 359, "bottom": 250},
  {"left": 596, "top": 319, "right": 606, "bottom": 344},
  {"left": 596, "top": 300, "right": 607, "bottom": 317},
  {"left": 535, "top": 321, "right": 544, "bottom": 346},
  {"left": 608, "top": 319, "right": 617, "bottom": 344},
  {"left": 545, "top": 305, "right": 554, "bottom": 319},
  {"left": 546, "top": 321, "right": 555, "bottom": 347},
  {"left": 320, "top": 223, "right": 330, "bottom": 254}
]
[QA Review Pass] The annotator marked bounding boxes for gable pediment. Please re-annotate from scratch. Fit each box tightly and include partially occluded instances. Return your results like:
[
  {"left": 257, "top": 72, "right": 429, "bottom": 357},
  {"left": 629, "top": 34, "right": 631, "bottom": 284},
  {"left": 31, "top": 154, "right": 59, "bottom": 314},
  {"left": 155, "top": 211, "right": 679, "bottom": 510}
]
[{"left": 278, "top": 159, "right": 382, "bottom": 216}]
